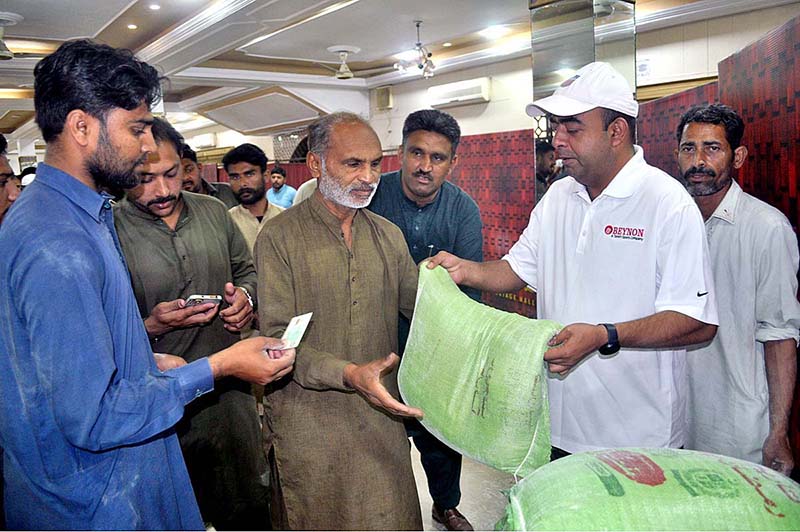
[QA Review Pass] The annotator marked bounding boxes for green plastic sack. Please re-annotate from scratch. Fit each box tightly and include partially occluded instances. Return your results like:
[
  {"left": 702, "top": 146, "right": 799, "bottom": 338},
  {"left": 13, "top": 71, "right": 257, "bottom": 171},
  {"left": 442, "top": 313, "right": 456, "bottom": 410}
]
[
  {"left": 398, "top": 264, "right": 562, "bottom": 478},
  {"left": 496, "top": 448, "right": 800, "bottom": 531}
]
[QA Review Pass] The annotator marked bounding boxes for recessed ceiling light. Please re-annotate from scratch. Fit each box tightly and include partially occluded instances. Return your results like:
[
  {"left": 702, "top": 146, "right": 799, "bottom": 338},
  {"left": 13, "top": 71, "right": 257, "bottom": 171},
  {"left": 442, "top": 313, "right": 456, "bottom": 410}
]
[
  {"left": 395, "top": 49, "right": 420, "bottom": 62},
  {"left": 148, "top": 3, "right": 161, "bottom": 10},
  {"left": 442, "top": 42, "right": 453, "bottom": 47},
  {"left": 127, "top": 23, "right": 138, "bottom": 30},
  {"left": 479, "top": 25, "right": 511, "bottom": 40}
]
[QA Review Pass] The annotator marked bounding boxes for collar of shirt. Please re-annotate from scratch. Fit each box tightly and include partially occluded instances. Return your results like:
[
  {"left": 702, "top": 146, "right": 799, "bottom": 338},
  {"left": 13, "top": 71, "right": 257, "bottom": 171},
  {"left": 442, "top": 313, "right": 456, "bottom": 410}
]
[
  {"left": 707, "top": 179, "right": 741, "bottom": 225},
  {"left": 202, "top": 179, "right": 218, "bottom": 194},
  {"left": 570, "top": 145, "right": 646, "bottom": 203},
  {"left": 35, "top": 163, "right": 110, "bottom": 222},
  {"left": 308, "top": 189, "right": 364, "bottom": 238}
]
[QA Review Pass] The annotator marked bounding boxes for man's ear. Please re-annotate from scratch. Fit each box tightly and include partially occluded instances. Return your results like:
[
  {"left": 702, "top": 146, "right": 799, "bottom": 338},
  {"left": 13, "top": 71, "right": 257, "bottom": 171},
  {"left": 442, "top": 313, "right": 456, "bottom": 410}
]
[
  {"left": 446, "top": 153, "right": 458, "bottom": 177},
  {"left": 307, "top": 151, "right": 322, "bottom": 178},
  {"left": 64, "top": 109, "right": 96, "bottom": 148},
  {"left": 607, "top": 117, "right": 628, "bottom": 148},
  {"left": 732, "top": 145, "right": 748, "bottom": 170}
]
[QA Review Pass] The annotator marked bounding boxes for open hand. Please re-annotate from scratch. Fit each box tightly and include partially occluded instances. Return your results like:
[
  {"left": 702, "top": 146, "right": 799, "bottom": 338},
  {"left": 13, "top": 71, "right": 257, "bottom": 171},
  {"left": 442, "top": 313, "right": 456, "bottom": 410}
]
[{"left": 343, "top": 353, "right": 423, "bottom": 418}]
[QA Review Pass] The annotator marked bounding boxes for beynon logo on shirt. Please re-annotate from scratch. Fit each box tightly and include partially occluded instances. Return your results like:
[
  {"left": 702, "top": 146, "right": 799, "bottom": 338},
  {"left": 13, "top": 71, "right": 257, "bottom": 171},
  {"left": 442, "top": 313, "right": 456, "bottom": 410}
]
[{"left": 604, "top": 224, "right": 645, "bottom": 241}]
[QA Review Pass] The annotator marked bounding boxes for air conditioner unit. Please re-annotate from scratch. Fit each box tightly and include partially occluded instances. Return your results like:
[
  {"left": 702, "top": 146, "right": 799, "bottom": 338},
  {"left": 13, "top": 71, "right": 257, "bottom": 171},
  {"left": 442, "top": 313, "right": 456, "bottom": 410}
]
[
  {"left": 427, "top": 77, "right": 491, "bottom": 109},
  {"left": 193, "top": 133, "right": 216, "bottom": 149}
]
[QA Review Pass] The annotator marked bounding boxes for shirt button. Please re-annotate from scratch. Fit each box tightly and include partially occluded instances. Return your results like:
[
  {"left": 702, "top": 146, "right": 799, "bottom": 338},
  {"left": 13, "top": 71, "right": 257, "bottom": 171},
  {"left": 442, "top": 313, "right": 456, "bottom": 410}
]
[
  {"left": 351, "top": 276, "right": 356, "bottom": 282},
  {"left": 412, "top": 245, "right": 417, "bottom": 250},
  {"left": 353, "top": 301, "right": 358, "bottom": 306},
  {"left": 194, "top": 388, "right": 202, "bottom": 398},
  {"left": 414, "top": 225, "right": 419, "bottom": 231}
]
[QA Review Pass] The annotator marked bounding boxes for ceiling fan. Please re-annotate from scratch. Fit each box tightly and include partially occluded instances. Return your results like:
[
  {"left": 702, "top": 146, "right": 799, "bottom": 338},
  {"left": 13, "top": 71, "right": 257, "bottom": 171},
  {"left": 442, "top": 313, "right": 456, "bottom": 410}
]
[{"left": 326, "top": 45, "right": 360, "bottom": 79}]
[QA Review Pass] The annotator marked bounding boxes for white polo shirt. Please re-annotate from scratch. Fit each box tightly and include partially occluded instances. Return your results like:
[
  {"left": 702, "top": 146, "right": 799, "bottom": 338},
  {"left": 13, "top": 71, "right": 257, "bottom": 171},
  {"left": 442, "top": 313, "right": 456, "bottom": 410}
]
[
  {"left": 504, "top": 146, "right": 718, "bottom": 453},
  {"left": 687, "top": 180, "right": 800, "bottom": 463}
]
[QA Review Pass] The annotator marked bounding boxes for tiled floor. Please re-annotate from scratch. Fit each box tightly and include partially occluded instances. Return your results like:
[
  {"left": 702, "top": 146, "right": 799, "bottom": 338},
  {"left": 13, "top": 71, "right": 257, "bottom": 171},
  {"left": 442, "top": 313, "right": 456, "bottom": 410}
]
[{"left": 410, "top": 445, "right": 517, "bottom": 531}]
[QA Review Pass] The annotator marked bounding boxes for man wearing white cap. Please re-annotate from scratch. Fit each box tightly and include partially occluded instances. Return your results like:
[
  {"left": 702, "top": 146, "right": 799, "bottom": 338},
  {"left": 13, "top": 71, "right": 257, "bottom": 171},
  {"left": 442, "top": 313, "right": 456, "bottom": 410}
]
[{"left": 429, "top": 62, "right": 718, "bottom": 456}]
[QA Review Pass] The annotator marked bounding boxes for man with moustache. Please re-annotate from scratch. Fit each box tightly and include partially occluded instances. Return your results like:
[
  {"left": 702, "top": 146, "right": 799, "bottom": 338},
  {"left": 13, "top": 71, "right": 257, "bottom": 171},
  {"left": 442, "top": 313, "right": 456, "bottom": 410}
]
[
  {"left": 0, "top": 134, "right": 21, "bottom": 226},
  {"left": 266, "top": 165, "right": 296, "bottom": 208},
  {"left": 224, "top": 143, "right": 284, "bottom": 253},
  {"left": 676, "top": 103, "right": 800, "bottom": 474},
  {"left": 0, "top": 40, "right": 294, "bottom": 530},
  {"left": 255, "top": 112, "right": 423, "bottom": 530},
  {"left": 181, "top": 144, "right": 238, "bottom": 208},
  {"left": 114, "top": 118, "right": 270, "bottom": 529},
  {"left": 535, "top": 139, "right": 557, "bottom": 199},
  {"left": 368, "top": 108, "right": 480, "bottom": 531},
  {"left": 428, "top": 62, "right": 718, "bottom": 458}
]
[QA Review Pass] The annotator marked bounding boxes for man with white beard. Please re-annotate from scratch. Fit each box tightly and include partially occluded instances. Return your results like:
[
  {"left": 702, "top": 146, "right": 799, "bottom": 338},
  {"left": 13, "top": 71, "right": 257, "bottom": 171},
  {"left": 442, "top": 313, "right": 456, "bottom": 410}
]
[{"left": 253, "top": 112, "right": 423, "bottom": 530}]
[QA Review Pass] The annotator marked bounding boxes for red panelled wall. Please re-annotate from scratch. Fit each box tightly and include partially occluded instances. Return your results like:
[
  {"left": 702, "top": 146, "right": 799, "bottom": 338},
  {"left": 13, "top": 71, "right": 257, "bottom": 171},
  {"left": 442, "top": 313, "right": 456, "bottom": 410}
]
[
  {"left": 717, "top": 18, "right": 800, "bottom": 229},
  {"left": 448, "top": 130, "right": 538, "bottom": 316},
  {"left": 637, "top": 82, "right": 719, "bottom": 177}
]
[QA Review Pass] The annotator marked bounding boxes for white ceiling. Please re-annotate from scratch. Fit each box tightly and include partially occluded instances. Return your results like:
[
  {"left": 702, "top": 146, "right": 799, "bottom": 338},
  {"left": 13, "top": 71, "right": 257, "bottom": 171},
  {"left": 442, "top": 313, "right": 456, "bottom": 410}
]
[
  {"left": 2, "top": 0, "right": 133, "bottom": 40},
  {"left": 239, "top": 0, "right": 525, "bottom": 63},
  {"left": 0, "top": 0, "right": 797, "bottom": 143}
]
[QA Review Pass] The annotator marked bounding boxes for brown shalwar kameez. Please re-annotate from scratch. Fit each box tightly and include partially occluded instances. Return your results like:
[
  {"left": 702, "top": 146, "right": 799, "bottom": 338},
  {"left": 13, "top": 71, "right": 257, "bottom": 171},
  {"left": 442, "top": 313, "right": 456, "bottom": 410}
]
[
  {"left": 254, "top": 193, "right": 422, "bottom": 530},
  {"left": 114, "top": 192, "right": 268, "bottom": 530}
]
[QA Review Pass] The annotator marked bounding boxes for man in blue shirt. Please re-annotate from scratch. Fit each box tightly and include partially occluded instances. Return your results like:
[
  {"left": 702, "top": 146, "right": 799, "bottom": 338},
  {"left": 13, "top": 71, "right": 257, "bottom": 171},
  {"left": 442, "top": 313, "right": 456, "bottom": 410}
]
[
  {"left": 266, "top": 165, "right": 297, "bottom": 208},
  {"left": 368, "top": 109, "right": 482, "bottom": 531},
  {"left": 0, "top": 39, "right": 295, "bottom": 530}
]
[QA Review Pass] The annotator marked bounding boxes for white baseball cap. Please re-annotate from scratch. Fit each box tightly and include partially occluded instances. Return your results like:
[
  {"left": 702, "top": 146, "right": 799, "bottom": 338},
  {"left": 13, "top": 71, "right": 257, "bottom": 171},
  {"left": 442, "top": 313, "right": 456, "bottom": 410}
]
[
  {"left": 21, "top": 172, "right": 36, "bottom": 187},
  {"left": 526, "top": 62, "right": 638, "bottom": 118}
]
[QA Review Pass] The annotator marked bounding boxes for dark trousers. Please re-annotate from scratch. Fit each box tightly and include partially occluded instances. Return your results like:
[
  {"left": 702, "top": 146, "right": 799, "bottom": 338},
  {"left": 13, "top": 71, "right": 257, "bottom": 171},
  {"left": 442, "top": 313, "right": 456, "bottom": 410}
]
[{"left": 405, "top": 419, "right": 462, "bottom": 510}]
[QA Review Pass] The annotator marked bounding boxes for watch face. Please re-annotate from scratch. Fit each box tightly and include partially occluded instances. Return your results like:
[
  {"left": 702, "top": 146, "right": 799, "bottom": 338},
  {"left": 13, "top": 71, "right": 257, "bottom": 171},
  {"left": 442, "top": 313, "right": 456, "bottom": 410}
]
[{"left": 598, "top": 343, "right": 620, "bottom": 356}]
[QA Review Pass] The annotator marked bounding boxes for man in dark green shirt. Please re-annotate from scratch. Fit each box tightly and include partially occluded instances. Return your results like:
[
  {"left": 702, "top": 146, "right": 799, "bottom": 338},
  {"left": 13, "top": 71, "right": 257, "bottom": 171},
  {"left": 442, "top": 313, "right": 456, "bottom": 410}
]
[
  {"left": 181, "top": 144, "right": 239, "bottom": 208},
  {"left": 368, "top": 109, "right": 482, "bottom": 531},
  {"left": 115, "top": 118, "right": 268, "bottom": 530}
]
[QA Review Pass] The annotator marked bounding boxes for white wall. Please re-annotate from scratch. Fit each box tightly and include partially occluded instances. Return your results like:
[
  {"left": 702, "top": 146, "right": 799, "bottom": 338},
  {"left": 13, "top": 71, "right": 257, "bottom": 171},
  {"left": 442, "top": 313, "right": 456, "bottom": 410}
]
[
  {"left": 370, "top": 56, "right": 535, "bottom": 150},
  {"left": 637, "top": 3, "right": 800, "bottom": 85},
  {"left": 183, "top": 129, "right": 275, "bottom": 160},
  {"left": 368, "top": 3, "right": 800, "bottom": 148}
]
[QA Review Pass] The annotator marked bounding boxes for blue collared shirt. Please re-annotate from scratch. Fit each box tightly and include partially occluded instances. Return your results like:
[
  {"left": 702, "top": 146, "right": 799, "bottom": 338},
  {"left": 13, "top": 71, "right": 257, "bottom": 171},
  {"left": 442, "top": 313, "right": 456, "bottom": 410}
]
[
  {"left": 0, "top": 163, "right": 213, "bottom": 530},
  {"left": 267, "top": 184, "right": 297, "bottom": 208}
]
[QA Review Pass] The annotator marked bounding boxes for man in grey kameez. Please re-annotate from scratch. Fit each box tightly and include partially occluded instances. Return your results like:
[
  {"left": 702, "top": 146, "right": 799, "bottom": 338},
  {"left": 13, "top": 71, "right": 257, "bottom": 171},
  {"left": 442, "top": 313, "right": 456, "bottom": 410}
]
[
  {"left": 255, "top": 112, "right": 423, "bottom": 530},
  {"left": 114, "top": 118, "right": 269, "bottom": 530}
]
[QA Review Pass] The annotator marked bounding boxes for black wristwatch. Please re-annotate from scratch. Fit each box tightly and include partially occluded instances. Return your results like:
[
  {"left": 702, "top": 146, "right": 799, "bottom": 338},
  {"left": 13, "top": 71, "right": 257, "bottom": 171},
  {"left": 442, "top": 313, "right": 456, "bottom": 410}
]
[{"left": 598, "top": 323, "right": 620, "bottom": 355}]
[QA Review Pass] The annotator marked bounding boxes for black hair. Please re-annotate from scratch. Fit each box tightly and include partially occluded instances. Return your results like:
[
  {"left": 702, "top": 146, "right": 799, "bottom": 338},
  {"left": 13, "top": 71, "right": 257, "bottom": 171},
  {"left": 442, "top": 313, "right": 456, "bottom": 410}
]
[
  {"left": 150, "top": 117, "right": 185, "bottom": 155},
  {"left": 601, "top": 108, "right": 636, "bottom": 144},
  {"left": 676, "top": 103, "right": 745, "bottom": 150},
  {"left": 222, "top": 143, "right": 268, "bottom": 172},
  {"left": 402, "top": 109, "right": 461, "bottom": 156},
  {"left": 0, "top": 133, "right": 7, "bottom": 155},
  {"left": 270, "top": 166, "right": 286, "bottom": 178},
  {"left": 33, "top": 39, "right": 163, "bottom": 143},
  {"left": 535, "top": 139, "right": 555, "bottom": 155},
  {"left": 181, "top": 144, "right": 198, "bottom": 163}
]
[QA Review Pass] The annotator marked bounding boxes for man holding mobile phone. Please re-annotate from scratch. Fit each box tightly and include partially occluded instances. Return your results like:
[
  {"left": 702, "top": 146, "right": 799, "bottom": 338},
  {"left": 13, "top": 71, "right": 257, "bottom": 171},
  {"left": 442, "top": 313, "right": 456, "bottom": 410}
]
[{"left": 114, "top": 117, "right": 269, "bottom": 530}]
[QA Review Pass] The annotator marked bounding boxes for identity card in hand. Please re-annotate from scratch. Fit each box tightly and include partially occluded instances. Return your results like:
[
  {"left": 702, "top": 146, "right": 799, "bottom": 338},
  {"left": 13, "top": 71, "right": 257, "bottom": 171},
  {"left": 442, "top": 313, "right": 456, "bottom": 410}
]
[{"left": 281, "top": 312, "right": 313, "bottom": 349}]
